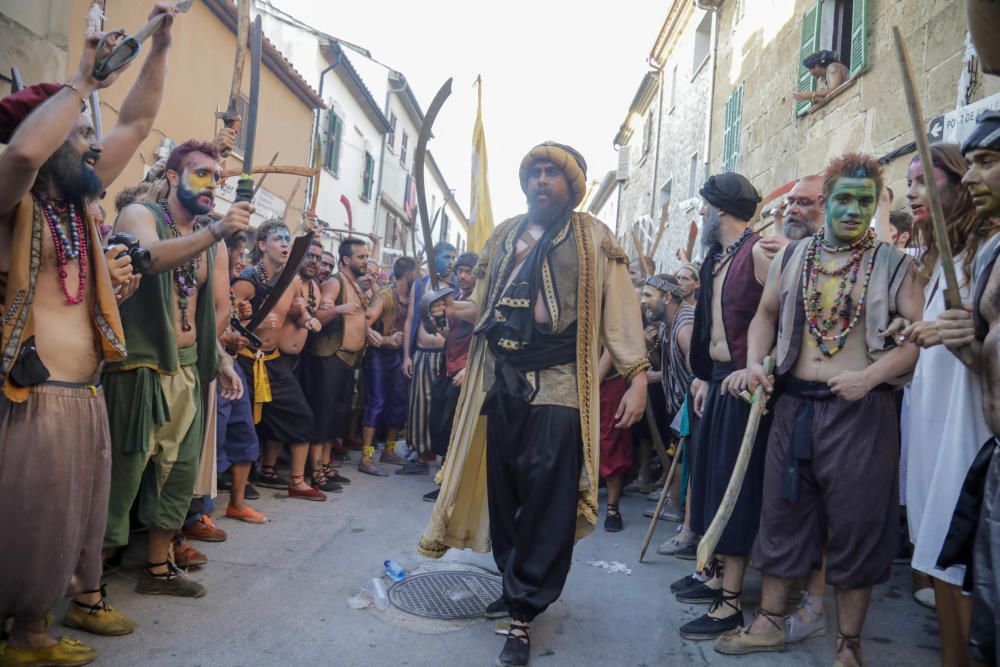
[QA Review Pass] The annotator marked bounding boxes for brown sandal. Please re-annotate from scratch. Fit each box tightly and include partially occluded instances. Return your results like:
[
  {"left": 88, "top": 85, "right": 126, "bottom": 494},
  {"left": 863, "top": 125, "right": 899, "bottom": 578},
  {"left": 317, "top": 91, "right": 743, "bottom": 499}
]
[{"left": 833, "top": 632, "right": 863, "bottom": 667}]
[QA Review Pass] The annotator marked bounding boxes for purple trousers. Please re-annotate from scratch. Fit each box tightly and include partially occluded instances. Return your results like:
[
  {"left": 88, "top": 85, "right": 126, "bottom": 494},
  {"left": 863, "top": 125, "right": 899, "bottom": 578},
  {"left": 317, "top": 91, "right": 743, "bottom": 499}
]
[{"left": 362, "top": 348, "right": 408, "bottom": 430}]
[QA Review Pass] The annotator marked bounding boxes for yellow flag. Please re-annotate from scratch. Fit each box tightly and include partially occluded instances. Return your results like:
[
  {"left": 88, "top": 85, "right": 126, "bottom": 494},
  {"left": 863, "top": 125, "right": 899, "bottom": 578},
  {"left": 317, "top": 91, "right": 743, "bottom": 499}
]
[{"left": 469, "top": 77, "right": 494, "bottom": 252}]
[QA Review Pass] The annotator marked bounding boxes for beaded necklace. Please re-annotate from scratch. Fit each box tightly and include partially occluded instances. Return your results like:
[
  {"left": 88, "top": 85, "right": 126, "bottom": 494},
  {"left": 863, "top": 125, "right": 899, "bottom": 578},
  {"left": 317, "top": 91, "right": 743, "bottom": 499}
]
[
  {"left": 35, "top": 192, "right": 88, "bottom": 305},
  {"left": 711, "top": 227, "right": 753, "bottom": 276},
  {"left": 343, "top": 272, "right": 370, "bottom": 310},
  {"left": 801, "top": 228, "right": 876, "bottom": 357},
  {"left": 254, "top": 262, "right": 271, "bottom": 286},
  {"left": 306, "top": 280, "right": 317, "bottom": 316},
  {"left": 159, "top": 199, "right": 201, "bottom": 332}
]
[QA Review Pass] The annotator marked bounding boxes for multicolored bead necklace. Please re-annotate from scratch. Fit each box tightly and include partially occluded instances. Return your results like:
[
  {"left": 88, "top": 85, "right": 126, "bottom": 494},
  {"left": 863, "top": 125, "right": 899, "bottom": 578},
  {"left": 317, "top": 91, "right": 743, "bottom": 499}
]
[
  {"left": 159, "top": 199, "right": 201, "bottom": 332},
  {"left": 35, "top": 192, "right": 88, "bottom": 305},
  {"left": 801, "top": 228, "right": 876, "bottom": 357},
  {"left": 254, "top": 262, "right": 270, "bottom": 286}
]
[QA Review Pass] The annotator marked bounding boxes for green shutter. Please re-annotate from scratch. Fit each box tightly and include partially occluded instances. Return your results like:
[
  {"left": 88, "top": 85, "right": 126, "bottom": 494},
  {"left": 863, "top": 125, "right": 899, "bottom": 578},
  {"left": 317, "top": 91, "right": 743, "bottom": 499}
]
[
  {"left": 796, "top": 2, "right": 822, "bottom": 117},
  {"left": 722, "top": 83, "right": 743, "bottom": 173},
  {"left": 849, "top": 0, "right": 868, "bottom": 77},
  {"left": 324, "top": 112, "right": 342, "bottom": 175},
  {"left": 362, "top": 153, "right": 374, "bottom": 201}
]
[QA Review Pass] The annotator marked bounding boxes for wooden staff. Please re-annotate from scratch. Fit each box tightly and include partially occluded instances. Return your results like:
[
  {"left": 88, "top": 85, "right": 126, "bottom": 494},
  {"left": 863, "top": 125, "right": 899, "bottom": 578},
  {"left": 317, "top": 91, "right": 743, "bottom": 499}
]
[
  {"left": 696, "top": 356, "right": 774, "bottom": 571},
  {"left": 631, "top": 229, "right": 655, "bottom": 277},
  {"left": 650, "top": 208, "right": 669, "bottom": 260},
  {"left": 892, "top": 26, "right": 973, "bottom": 365},
  {"left": 639, "top": 436, "right": 686, "bottom": 562}
]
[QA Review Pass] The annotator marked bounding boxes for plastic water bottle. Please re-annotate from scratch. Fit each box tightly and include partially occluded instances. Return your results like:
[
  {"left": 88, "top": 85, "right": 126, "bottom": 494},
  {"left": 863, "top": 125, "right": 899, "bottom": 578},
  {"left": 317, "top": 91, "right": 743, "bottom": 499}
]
[{"left": 384, "top": 560, "right": 407, "bottom": 582}]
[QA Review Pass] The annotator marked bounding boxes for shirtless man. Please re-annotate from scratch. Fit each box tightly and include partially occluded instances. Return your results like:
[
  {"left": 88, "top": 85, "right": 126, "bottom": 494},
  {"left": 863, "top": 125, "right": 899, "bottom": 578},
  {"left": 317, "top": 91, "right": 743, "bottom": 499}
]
[
  {"left": 937, "top": 112, "right": 1000, "bottom": 664},
  {"left": 717, "top": 154, "right": 923, "bottom": 666},
  {"left": 302, "top": 238, "right": 372, "bottom": 474},
  {"left": 0, "top": 14, "right": 171, "bottom": 662},
  {"left": 360, "top": 256, "right": 415, "bottom": 476},
  {"left": 105, "top": 138, "right": 249, "bottom": 599},
  {"left": 233, "top": 221, "right": 324, "bottom": 501},
  {"left": 295, "top": 239, "right": 349, "bottom": 492},
  {"left": 676, "top": 172, "right": 770, "bottom": 641},
  {"left": 399, "top": 242, "right": 457, "bottom": 475}
]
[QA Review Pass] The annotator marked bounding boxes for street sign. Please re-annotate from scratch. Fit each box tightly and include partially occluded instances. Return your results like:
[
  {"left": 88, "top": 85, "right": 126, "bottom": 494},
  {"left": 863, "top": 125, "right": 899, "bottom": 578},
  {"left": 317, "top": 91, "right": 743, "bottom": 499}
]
[
  {"left": 928, "top": 115, "right": 944, "bottom": 142},
  {"left": 940, "top": 92, "right": 1000, "bottom": 144}
]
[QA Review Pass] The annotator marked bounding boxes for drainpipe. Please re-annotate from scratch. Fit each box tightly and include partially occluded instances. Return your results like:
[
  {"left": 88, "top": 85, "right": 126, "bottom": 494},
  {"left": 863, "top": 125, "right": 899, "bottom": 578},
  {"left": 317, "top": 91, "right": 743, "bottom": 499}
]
[
  {"left": 648, "top": 57, "right": 665, "bottom": 224},
  {"left": 307, "top": 51, "right": 341, "bottom": 214},
  {"left": 703, "top": 8, "right": 718, "bottom": 179},
  {"left": 372, "top": 71, "right": 409, "bottom": 261}
]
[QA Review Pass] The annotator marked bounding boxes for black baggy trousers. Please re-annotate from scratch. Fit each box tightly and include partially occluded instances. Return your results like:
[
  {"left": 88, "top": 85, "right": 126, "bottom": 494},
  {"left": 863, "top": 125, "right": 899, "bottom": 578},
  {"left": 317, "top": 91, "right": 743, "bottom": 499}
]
[{"left": 486, "top": 394, "right": 582, "bottom": 622}]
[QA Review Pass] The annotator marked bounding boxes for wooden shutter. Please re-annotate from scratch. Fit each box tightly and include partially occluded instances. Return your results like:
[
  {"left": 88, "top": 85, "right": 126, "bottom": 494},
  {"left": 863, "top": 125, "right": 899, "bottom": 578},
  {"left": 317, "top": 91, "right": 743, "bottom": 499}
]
[
  {"left": 324, "top": 112, "right": 342, "bottom": 175},
  {"left": 849, "top": 0, "right": 868, "bottom": 77},
  {"left": 796, "top": 2, "right": 822, "bottom": 117},
  {"left": 722, "top": 83, "right": 743, "bottom": 173}
]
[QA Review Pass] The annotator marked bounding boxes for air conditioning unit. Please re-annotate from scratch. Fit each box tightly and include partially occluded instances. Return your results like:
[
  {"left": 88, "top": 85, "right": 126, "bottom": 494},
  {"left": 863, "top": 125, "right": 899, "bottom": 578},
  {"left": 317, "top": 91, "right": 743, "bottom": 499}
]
[{"left": 616, "top": 146, "right": 631, "bottom": 182}]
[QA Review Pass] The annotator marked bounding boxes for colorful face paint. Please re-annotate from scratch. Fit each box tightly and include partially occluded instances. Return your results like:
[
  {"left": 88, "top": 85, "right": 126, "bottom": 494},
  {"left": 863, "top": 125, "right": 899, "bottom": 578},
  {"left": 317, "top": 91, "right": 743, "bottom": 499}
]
[{"left": 824, "top": 177, "right": 877, "bottom": 244}]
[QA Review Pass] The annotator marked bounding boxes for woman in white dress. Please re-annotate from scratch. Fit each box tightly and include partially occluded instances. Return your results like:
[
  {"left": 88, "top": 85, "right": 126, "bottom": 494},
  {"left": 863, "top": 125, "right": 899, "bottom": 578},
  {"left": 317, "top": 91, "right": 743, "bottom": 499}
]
[{"left": 901, "top": 144, "right": 1000, "bottom": 667}]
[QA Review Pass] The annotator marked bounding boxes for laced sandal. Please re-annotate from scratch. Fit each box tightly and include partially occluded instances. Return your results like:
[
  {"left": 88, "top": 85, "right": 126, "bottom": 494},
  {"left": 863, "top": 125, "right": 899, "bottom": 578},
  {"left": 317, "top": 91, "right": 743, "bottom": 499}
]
[
  {"left": 604, "top": 502, "right": 623, "bottom": 532},
  {"left": 311, "top": 467, "right": 342, "bottom": 493},
  {"left": 679, "top": 588, "right": 745, "bottom": 640},
  {"left": 288, "top": 474, "right": 327, "bottom": 501},
  {"left": 256, "top": 464, "right": 289, "bottom": 489},
  {"left": 496, "top": 621, "right": 530, "bottom": 667},
  {"left": 135, "top": 560, "right": 206, "bottom": 598},
  {"left": 833, "top": 632, "right": 863, "bottom": 667},
  {"left": 62, "top": 585, "right": 136, "bottom": 636},
  {"left": 714, "top": 608, "right": 786, "bottom": 654}
]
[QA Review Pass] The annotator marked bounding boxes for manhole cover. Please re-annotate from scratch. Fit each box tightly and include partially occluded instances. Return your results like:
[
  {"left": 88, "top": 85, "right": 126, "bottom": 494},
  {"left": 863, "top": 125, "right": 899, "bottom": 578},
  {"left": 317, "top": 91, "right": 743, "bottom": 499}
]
[{"left": 388, "top": 571, "right": 502, "bottom": 619}]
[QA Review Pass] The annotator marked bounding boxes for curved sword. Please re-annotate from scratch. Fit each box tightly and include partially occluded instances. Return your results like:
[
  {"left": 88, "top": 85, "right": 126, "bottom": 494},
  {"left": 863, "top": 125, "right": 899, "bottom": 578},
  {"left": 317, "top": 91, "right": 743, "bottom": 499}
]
[{"left": 414, "top": 77, "right": 453, "bottom": 334}]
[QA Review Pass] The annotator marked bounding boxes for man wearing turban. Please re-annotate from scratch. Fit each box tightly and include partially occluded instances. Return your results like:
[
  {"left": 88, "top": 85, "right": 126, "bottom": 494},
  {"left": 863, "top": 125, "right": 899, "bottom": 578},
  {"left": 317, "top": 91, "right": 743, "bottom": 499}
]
[
  {"left": 671, "top": 172, "right": 775, "bottom": 641},
  {"left": 417, "top": 142, "right": 650, "bottom": 666},
  {"left": 0, "top": 7, "right": 176, "bottom": 665}
]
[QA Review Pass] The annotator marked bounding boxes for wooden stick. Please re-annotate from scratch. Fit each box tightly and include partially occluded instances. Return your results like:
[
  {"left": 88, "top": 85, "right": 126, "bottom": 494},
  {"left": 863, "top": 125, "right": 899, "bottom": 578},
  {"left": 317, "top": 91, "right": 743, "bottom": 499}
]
[
  {"left": 696, "top": 356, "right": 774, "bottom": 571},
  {"left": 650, "top": 208, "right": 668, "bottom": 260},
  {"left": 639, "top": 436, "right": 686, "bottom": 562},
  {"left": 892, "top": 26, "right": 974, "bottom": 365},
  {"left": 645, "top": 403, "right": 672, "bottom": 473},
  {"left": 631, "top": 229, "right": 655, "bottom": 277}
]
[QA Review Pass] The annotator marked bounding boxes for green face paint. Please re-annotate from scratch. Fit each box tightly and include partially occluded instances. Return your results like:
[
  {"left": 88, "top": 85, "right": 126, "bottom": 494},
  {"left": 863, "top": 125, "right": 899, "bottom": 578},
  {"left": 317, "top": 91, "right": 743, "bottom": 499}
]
[{"left": 824, "top": 177, "right": 877, "bottom": 244}]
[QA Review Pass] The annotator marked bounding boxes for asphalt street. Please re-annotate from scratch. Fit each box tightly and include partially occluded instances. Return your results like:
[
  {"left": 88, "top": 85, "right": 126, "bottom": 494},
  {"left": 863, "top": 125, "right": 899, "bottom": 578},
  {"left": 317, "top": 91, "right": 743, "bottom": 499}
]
[{"left": 69, "top": 461, "right": 941, "bottom": 666}]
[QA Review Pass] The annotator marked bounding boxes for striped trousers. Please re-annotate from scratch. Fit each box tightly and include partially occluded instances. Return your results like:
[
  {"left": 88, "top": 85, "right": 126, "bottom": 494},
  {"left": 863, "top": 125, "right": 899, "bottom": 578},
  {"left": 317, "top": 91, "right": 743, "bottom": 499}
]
[{"left": 407, "top": 347, "right": 444, "bottom": 455}]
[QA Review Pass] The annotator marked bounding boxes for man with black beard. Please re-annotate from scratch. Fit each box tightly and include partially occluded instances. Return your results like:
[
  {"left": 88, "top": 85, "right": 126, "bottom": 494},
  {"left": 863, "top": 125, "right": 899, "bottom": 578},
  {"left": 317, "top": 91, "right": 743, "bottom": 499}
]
[
  {"left": 103, "top": 139, "right": 251, "bottom": 599},
  {"left": 0, "top": 9, "right": 173, "bottom": 664},
  {"left": 675, "top": 173, "right": 773, "bottom": 641},
  {"left": 418, "top": 142, "right": 649, "bottom": 667}
]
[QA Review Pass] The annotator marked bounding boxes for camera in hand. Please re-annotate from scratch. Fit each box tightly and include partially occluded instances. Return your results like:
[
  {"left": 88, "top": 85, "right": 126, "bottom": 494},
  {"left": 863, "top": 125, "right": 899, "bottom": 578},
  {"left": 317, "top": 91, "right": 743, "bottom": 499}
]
[{"left": 105, "top": 232, "right": 152, "bottom": 275}]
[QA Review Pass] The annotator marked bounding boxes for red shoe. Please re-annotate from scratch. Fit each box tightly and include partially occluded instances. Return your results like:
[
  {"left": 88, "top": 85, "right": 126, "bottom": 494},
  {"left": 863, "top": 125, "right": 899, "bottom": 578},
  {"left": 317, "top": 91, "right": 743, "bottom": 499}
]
[
  {"left": 174, "top": 539, "right": 208, "bottom": 568},
  {"left": 182, "top": 514, "right": 228, "bottom": 542},
  {"left": 288, "top": 480, "right": 326, "bottom": 501}
]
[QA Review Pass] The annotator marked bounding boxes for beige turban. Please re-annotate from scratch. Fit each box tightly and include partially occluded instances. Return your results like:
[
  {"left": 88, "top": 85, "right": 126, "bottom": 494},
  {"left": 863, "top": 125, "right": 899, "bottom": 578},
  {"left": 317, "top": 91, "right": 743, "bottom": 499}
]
[{"left": 519, "top": 142, "right": 588, "bottom": 208}]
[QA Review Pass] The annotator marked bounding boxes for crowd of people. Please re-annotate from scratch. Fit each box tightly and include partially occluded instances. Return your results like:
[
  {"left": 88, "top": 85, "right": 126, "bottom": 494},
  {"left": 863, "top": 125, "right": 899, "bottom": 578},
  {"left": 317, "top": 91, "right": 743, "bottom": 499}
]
[{"left": 1, "top": 5, "right": 1000, "bottom": 667}]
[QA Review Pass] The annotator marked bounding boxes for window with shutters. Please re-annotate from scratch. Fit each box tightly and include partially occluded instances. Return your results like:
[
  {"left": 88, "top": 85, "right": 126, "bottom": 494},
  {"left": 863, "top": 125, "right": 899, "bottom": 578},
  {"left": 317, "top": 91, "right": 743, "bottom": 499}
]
[
  {"left": 400, "top": 131, "right": 409, "bottom": 166},
  {"left": 642, "top": 111, "right": 654, "bottom": 157},
  {"left": 688, "top": 153, "right": 699, "bottom": 199},
  {"left": 385, "top": 211, "right": 405, "bottom": 250},
  {"left": 323, "top": 110, "right": 343, "bottom": 176},
  {"left": 387, "top": 112, "right": 397, "bottom": 150},
  {"left": 361, "top": 151, "right": 375, "bottom": 201},
  {"left": 795, "top": 0, "right": 867, "bottom": 116},
  {"left": 722, "top": 84, "right": 743, "bottom": 174},
  {"left": 439, "top": 211, "right": 450, "bottom": 244}
]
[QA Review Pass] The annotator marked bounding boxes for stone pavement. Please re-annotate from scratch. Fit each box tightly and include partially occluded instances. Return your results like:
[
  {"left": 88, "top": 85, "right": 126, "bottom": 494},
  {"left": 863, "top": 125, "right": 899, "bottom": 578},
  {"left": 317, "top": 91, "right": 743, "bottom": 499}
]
[{"left": 69, "top": 462, "right": 941, "bottom": 666}]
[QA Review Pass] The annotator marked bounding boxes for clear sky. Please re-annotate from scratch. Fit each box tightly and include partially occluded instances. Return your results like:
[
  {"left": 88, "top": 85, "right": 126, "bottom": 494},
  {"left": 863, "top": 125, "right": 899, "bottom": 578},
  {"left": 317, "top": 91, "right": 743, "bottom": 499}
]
[{"left": 272, "top": 0, "right": 668, "bottom": 223}]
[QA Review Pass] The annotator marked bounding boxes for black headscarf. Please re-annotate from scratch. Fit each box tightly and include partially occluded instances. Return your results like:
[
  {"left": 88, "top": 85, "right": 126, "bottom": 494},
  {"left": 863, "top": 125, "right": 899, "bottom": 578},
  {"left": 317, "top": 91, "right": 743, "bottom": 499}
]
[
  {"left": 961, "top": 110, "right": 1000, "bottom": 155},
  {"left": 699, "top": 173, "right": 762, "bottom": 222}
]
